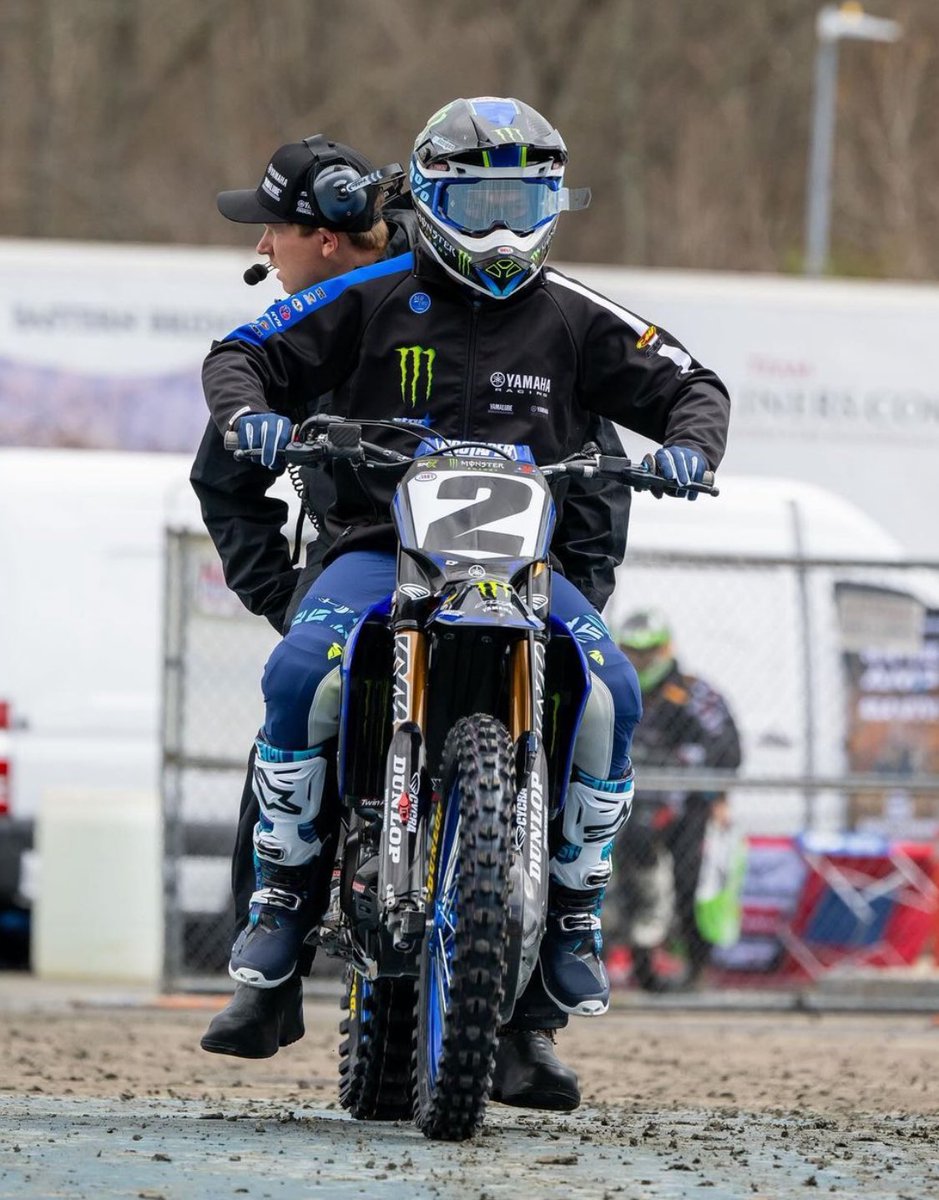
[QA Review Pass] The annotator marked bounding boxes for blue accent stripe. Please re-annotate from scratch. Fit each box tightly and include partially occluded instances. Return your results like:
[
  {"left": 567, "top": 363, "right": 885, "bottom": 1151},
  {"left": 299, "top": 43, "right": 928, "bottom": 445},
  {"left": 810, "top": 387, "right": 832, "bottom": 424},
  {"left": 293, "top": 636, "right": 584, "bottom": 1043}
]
[
  {"left": 224, "top": 252, "right": 415, "bottom": 347},
  {"left": 572, "top": 764, "right": 635, "bottom": 793},
  {"left": 256, "top": 739, "right": 325, "bottom": 764}
]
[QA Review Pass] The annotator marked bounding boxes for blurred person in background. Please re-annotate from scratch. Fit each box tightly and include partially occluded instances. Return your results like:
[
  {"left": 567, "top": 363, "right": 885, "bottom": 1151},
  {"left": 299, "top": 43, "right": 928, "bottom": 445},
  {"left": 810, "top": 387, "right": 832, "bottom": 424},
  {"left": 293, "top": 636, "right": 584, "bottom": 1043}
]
[
  {"left": 613, "top": 609, "right": 742, "bottom": 991},
  {"left": 192, "top": 125, "right": 633, "bottom": 1111}
]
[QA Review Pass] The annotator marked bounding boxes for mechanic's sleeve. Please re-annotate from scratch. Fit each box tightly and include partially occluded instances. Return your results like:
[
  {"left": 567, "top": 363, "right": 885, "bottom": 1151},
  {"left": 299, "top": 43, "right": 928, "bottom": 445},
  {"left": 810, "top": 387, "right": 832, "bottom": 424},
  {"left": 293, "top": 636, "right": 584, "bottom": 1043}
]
[
  {"left": 546, "top": 270, "right": 731, "bottom": 469},
  {"left": 687, "top": 679, "right": 743, "bottom": 771},
  {"left": 202, "top": 256, "right": 407, "bottom": 434},
  {"left": 552, "top": 416, "right": 629, "bottom": 612},
  {"left": 190, "top": 418, "right": 298, "bottom": 631}
]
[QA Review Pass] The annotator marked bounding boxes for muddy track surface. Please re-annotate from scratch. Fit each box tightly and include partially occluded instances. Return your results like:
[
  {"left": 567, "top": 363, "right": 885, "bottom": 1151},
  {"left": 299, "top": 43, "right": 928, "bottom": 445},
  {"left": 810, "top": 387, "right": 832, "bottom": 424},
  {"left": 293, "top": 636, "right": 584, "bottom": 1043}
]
[{"left": 1, "top": 981, "right": 938, "bottom": 1199}]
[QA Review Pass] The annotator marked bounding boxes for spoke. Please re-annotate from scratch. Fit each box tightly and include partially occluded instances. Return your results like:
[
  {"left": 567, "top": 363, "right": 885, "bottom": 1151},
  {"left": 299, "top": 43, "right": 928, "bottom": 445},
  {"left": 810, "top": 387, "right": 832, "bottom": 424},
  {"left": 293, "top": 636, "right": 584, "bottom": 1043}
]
[
  {"left": 440, "top": 815, "right": 461, "bottom": 899},
  {"left": 436, "top": 926, "right": 452, "bottom": 992},
  {"left": 434, "top": 948, "right": 449, "bottom": 1015}
]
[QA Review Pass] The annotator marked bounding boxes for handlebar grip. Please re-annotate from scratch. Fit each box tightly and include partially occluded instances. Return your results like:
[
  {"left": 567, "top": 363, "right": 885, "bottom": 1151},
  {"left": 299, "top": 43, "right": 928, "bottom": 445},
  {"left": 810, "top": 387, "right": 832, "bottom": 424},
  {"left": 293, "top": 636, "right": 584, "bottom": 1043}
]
[
  {"left": 702, "top": 470, "right": 715, "bottom": 489},
  {"left": 223, "top": 430, "right": 240, "bottom": 452}
]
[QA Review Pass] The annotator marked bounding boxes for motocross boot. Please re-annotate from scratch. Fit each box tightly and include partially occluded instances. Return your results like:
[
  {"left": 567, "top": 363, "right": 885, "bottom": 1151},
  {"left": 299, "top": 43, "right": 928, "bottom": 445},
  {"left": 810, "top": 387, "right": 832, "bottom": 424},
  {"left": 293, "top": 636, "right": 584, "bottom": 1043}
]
[
  {"left": 540, "top": 767, "right": 634, "bottom": 1016},
  {"left": 229, "top": 741, "right": 330, "bottom": 989},
  {"left": 201, "top": 974, "right": 304, "bottom": 1058},
  {"left": 490, "top": 1029, "right": 581, "bottom": 1111}
]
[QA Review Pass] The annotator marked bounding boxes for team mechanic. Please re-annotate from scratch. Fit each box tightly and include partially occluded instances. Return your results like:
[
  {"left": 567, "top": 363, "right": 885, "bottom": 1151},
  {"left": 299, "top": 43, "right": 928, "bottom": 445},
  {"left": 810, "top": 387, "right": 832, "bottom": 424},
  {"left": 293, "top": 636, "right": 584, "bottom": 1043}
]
[
  {"left": 194, "top": 132, "right": 631, "bottom": 1110},
  {"left": 201, "top": 98, "right": 731, "bottom": 1111}
]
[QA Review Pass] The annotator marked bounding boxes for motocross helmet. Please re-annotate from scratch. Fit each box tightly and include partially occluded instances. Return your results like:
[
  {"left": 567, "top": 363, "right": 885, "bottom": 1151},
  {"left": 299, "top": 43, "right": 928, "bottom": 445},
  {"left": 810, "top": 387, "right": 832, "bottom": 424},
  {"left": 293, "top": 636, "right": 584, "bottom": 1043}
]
[
  {"left": 617, "top": 609, "right": 674, "bottom": 694},
  {"left": 410, "top": 97, "right": 590, "bottom": 299}
]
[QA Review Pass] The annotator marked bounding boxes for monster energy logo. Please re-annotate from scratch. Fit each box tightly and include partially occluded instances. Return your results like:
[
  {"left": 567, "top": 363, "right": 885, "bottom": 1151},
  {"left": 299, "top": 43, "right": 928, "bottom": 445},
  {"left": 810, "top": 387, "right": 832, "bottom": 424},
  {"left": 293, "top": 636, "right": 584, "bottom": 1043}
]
[
  {"left": 396, "top": 345, "right": 436, "bottom": 407},
  {"left": 475, "top": 580, "right": 511, "bottom": 600},
  {"left": 456, "top": 250, "right": 472, "bottom": 276},
  {"left": 492, "top": 127, "right": 524, "bottom": 142}
]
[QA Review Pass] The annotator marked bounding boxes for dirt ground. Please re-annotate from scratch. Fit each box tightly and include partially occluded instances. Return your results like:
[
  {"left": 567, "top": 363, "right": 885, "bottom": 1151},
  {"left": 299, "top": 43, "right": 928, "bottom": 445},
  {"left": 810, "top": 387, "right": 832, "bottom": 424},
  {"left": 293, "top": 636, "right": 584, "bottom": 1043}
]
[
  {"left": 3, "top": 978, "right": 939, "bottom": 1199},
  {"left": 3, "top": 984, "right": 938, "bottom": 1115}
]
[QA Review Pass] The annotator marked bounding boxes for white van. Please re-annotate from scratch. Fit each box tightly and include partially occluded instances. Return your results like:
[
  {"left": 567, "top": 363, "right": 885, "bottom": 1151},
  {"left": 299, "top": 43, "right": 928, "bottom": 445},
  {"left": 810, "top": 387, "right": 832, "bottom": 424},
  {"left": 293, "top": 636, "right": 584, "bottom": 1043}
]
[{"left": 0, "top": 448, "right": 197, "bottom": 907}]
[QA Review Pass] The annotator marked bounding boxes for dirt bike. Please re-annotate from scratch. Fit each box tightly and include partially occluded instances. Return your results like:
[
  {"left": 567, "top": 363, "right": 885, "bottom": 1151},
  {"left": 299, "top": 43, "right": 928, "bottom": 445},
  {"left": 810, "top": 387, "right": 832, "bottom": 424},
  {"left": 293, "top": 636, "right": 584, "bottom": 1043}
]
[{"left": 234, "top": 414, "right": 717, "bottom": 1139}]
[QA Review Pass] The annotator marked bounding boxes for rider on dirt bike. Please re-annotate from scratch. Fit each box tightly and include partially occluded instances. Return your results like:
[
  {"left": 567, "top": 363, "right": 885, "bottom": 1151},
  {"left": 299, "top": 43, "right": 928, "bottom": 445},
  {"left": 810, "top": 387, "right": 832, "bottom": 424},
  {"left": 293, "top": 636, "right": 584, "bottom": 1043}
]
[
  {"left": 195, "top": 132, "right": 632, "bottom": 1109},
  {"left": 200, "top": 97, "right": 731, "bottom": 1105}
]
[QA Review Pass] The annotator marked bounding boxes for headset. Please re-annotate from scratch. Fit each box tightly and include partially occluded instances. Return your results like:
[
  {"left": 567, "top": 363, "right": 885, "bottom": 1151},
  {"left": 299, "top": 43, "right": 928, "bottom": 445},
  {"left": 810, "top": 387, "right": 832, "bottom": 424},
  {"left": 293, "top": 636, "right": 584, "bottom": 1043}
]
[{"left": 302, "top": 135, "right": 404, "bottom": 229}]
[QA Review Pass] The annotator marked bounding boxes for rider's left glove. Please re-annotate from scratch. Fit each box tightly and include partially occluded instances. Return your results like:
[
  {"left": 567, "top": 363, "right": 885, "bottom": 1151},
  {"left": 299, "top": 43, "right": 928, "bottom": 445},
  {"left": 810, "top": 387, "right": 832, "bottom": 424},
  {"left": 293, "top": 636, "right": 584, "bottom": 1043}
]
[
  {"left": 236, "top": 412, "right": 293, "bottom": 470},
  {"left": 654, "top": 444, "right": 706, "bottom": 501}
]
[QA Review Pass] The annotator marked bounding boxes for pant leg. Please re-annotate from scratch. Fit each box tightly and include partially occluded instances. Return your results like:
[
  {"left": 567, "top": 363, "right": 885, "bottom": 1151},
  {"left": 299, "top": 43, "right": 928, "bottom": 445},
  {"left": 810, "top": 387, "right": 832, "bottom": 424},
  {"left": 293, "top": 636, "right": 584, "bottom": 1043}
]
[
  {"left": 262, "top": 550, "right": 396, "bottom": 750},
  {"left": 667, "top": 797, "right": 712, "bottom": 975},
  {"left": 232, "top": 743, "right": 259, "bottom": 938},
  {"left": 549, "top": 573, "right": 642, "bottom": 778},
  {"left": 230, "top": 543, "right": 332, "bottom": 940},
  {"left": 511, "top": 575, "right": 641, "bottom": 1030}
]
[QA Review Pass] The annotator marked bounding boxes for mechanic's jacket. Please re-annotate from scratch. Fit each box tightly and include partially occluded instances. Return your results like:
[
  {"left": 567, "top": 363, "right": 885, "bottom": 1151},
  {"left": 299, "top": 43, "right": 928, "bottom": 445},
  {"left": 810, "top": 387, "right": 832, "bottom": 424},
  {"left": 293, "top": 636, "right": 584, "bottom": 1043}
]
[
  {"left": 630, "top": 662, "right": 742, "bottom": 810},
  {"left": 194, "top": 237, "right": 630, "bottom": 629},
  {"left": 202, "top": 247, "right": 730, "bottom": 579}
]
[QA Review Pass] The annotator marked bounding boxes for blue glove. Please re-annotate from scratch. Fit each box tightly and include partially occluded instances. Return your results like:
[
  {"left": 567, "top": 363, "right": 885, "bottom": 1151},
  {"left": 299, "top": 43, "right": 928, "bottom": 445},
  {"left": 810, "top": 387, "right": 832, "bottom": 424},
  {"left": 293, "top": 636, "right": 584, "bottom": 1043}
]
[
  {"left": 236, "top": 412, "right": 292, "bottom": 470},
  {"left": 654, "top": 445, "right": 706, "bottom": 501}
]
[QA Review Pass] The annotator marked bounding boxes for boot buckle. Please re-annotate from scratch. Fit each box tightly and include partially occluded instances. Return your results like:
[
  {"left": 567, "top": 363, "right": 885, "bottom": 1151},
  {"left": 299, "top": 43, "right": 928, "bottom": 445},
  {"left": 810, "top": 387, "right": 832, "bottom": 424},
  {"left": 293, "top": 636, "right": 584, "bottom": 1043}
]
[
  {"left": 251, "top": 886, "right": 303, "bottom": 912},
  {"left": 556, "top": 911, "right": 601, "bottom": 935}
]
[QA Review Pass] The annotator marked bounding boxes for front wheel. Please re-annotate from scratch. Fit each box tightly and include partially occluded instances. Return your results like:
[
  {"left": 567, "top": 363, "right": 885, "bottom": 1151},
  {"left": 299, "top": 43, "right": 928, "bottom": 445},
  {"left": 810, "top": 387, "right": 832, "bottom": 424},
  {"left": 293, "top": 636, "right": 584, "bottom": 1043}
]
[{"left": 414, "top": 714, "right": 515, "bottom": 1140}]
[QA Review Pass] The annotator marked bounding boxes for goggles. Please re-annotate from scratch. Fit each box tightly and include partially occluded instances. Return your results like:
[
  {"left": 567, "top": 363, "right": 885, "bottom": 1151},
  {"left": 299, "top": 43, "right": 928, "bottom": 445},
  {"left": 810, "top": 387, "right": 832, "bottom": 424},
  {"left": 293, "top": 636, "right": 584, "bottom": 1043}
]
[{"left": 434, "top": 178, "right": 568, "bottom": 237}]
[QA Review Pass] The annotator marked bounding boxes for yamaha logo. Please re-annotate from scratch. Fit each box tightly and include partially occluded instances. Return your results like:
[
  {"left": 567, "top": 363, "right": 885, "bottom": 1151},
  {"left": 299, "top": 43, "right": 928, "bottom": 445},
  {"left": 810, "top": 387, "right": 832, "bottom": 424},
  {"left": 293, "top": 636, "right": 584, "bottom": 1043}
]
[{"left": 490, "top": 371, "right": 506, "bottom": 388}]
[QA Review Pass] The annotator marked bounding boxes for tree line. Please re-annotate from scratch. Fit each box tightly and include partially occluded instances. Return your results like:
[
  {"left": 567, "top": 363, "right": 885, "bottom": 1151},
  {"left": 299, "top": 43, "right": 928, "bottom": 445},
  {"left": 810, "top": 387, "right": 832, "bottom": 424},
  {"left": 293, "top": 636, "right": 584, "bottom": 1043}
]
[{"left": 1, "top": 0, "right": 933, "bottom": 278}]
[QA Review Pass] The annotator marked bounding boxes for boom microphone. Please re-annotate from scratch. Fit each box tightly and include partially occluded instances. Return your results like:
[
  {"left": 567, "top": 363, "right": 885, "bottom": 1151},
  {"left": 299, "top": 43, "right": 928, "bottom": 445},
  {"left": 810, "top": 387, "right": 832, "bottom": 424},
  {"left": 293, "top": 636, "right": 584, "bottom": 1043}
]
[{"left": 243, "top": 262, "right": 273, "bottom": 286}]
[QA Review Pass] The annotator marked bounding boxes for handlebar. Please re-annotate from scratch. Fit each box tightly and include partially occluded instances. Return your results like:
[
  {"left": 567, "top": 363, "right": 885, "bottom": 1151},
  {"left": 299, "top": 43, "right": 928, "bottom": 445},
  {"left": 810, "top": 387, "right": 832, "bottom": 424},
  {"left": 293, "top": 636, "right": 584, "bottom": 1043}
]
[{"left": 226, "top": 417, "right": 719, "bottom": 497}]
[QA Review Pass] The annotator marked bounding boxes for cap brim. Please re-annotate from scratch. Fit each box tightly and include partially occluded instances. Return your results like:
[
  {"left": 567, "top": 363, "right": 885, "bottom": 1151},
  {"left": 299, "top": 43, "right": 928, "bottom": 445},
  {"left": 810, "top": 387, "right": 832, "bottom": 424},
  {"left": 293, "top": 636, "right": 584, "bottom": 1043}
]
[{"left": 216, "top": 189, "right": 288, "bottom": 224}]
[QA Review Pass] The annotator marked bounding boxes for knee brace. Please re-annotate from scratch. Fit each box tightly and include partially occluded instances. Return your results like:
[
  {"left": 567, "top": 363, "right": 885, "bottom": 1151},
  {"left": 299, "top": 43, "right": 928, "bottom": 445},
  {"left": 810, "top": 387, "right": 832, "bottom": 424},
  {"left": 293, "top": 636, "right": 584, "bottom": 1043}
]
[{"left": 550, "top": 767, "right": 634, "bottom": 893}]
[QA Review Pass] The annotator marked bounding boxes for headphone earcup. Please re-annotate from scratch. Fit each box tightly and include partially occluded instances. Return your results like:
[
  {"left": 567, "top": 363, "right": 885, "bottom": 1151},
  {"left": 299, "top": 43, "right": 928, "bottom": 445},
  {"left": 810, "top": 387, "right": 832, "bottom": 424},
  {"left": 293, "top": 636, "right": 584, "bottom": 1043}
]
[{"left": 312, "top": 165, "right": 367, "bottom": 224}]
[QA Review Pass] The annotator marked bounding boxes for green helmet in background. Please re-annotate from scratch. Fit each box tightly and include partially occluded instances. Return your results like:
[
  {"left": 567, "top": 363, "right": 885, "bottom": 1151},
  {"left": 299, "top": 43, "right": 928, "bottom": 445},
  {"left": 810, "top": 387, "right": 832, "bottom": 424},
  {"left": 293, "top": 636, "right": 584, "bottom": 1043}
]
[{"left": 616, "top": 609, "right": 674, "bottom": 693}]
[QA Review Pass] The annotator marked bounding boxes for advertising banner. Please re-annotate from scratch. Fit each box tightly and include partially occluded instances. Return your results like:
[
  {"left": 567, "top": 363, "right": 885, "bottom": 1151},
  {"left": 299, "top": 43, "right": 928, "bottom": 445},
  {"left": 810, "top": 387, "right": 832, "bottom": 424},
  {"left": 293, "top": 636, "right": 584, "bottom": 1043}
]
[{"left": 0, "top": 239, "right": 277, "bottom": 453}]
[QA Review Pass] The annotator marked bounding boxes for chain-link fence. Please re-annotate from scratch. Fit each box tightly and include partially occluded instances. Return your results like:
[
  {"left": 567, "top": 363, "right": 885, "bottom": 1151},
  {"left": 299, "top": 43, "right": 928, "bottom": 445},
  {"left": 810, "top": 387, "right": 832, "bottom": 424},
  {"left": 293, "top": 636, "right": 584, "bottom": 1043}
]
[
  {"left": 162, "top": 531, "right": 939, "bottom": 998},
  {"left": 603, "top": 551, "right": 939, "bottom": 996},
  {"left": 162, "top": 529, "right": 279, "bottom": 986}
]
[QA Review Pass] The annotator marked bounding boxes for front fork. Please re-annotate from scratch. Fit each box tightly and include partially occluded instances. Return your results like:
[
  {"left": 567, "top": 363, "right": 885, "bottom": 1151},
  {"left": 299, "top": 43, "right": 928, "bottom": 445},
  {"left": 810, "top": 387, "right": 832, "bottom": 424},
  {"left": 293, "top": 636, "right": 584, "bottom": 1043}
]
[
  {"left": 503, "top": 630, "right": 551, "bottom": 1017},
  {"left": 378, "top": 625, "right": 429, "bottom": 949}
]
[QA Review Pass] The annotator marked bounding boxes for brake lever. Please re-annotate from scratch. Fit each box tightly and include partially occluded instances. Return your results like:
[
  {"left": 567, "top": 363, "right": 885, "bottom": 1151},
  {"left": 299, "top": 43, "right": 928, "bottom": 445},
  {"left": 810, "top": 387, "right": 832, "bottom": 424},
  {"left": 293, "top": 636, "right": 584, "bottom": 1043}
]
[{"left": 637, "top": 454, "right": 719, "bottom": 497}]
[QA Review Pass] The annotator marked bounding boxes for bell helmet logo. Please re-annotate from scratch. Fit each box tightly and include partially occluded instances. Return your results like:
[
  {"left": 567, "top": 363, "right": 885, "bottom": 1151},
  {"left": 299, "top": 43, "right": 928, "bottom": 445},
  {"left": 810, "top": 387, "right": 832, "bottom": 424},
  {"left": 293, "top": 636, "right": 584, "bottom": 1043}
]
[{"left": 490, "top": 371, "right": 506, "bottom": 389}]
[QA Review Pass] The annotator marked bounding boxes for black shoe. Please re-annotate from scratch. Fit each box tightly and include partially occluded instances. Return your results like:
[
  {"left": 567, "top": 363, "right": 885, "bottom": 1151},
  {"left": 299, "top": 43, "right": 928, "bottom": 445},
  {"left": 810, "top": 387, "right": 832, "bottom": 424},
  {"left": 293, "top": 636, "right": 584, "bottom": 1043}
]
[
  {"left": 490, "top": 1029, "right": 581, "bottom": 1111},
  {"left": 200, "top": 975, "right": 304, "bottom": 1059}
]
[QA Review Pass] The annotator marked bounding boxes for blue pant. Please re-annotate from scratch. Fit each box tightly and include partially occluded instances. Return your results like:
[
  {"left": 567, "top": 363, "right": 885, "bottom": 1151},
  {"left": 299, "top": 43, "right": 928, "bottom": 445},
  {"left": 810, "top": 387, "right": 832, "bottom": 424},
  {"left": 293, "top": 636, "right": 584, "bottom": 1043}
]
[{"left": 262, "top": 550, "right": 640, "bottom": 778}]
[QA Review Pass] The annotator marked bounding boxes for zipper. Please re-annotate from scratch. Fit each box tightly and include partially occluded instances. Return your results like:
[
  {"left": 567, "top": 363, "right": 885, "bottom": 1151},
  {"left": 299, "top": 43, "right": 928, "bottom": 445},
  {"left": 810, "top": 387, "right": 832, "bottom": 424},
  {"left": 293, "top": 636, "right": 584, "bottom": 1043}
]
[{"left": 459, "top": 298, "right": 482, "bottom": 440}]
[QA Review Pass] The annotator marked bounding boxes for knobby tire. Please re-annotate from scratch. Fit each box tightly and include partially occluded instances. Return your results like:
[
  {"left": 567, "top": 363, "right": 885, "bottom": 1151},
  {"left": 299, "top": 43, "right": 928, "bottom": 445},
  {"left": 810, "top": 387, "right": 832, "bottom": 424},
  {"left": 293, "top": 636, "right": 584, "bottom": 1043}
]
[
  {"left": 414, "top": 713, "right": 515, "bottom": 1140},
  {"left": 338, "top": 967, "right": 415, "bottom": 1120}
]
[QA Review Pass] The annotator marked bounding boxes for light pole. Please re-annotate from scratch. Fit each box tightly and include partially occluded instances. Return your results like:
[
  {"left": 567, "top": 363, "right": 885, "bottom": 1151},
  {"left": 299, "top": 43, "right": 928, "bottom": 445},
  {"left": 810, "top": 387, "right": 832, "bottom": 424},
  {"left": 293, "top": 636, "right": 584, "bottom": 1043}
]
[{"left": 804, "top": 3, "right": 901, "bottom": 277}]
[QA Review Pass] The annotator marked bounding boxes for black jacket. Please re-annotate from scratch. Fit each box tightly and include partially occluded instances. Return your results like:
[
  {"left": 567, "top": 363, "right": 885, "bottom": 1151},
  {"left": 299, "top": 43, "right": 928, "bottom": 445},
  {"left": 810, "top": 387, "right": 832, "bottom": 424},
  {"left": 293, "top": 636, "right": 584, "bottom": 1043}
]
[
  {"left": 199, "top": 244, "right": 728, "bottom": 625},
  {"left": 631, "top": 662, "right": 742, "bottom": 808}
]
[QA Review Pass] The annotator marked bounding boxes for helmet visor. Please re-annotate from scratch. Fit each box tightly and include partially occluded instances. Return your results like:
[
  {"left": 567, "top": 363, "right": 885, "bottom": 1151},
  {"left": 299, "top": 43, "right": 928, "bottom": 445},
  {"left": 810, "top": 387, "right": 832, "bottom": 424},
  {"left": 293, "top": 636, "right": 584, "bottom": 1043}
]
[{"left": 438, "top": 178, "right": 563, "bottom": 236}]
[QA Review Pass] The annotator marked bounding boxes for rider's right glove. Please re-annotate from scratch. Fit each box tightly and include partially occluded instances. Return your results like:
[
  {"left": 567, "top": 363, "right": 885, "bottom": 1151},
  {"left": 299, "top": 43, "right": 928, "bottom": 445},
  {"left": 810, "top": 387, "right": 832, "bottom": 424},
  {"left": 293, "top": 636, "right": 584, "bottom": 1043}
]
[{"left": 235, "top": 412, "right": 293, "bottom": 470}]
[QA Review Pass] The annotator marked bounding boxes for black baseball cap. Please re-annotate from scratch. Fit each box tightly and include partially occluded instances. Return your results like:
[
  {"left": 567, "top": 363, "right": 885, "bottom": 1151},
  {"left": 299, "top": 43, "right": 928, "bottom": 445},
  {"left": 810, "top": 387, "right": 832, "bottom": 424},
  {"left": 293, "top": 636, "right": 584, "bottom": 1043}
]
[{"left": 216, "top": 138, "right": 381, "bottom": 231}]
